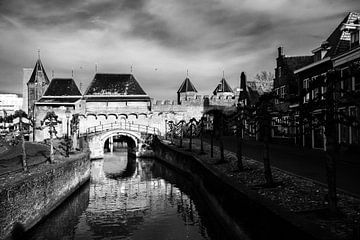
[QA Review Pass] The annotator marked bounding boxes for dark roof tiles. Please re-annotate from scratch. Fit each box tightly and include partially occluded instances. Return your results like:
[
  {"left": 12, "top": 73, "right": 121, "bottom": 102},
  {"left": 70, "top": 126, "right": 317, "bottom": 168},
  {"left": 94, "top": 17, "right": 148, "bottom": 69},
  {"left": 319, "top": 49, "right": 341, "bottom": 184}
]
[
  {"left": 213, "top": 78, "right": 233, "bottom": 95},
  {"left": 85, "top": 74, "right": 147, "bottom": 96},
  {"left": 324, "top": 12, "right": 360, "bottom": 58},
  {"left": 27, "top": 59, "right": 50, "bottom": 85},
  {"left": 43, "top": 78, "right": 82, "bottom": 96},
  {"left": 177, "top": 77, "right": 197, "bottom": 93}
]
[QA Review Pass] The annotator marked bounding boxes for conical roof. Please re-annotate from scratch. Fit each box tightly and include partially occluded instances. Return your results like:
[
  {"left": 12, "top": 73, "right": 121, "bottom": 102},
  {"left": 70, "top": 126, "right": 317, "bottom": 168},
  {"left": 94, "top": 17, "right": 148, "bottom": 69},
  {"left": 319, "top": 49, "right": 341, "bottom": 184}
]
[
  {"left": 27, "top": 59, "right": 50, "bottom": 84},
  {"left": 43, "top": 78, "right": 81, "bottom": 96},
  {"left": 213, "top": 78, "right": 233, "bottom": 95},
  {"left": 85, "top": 73, "right": 147, "bottom": 96},
  {"left": 177, "top": 77, "right": 197, "bottom": 93}
]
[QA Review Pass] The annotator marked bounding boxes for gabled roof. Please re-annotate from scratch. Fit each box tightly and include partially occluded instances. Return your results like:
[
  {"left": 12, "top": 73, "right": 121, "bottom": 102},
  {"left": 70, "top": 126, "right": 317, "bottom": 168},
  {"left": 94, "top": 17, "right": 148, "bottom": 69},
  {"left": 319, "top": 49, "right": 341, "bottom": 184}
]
[
  {"left": 27, "top": 59, "right": 50, "bottom": 84},
  {"left": 323, "top": 12, "right": 360, "bottom": 58},
  {"left": 85, "top": 73, "right": 147, "bottom": 96},
  {"left": 177, "top": 77, "right": 197, "bottom": 93},
  {"left": 283, "top": 56, "right": 314, "bottom": 72},
  {"left": 213, "top": 78, "right": 233, "bottom": 95},
  {"left": 43, "top": 78, "right": 82, "bottom": 96}
]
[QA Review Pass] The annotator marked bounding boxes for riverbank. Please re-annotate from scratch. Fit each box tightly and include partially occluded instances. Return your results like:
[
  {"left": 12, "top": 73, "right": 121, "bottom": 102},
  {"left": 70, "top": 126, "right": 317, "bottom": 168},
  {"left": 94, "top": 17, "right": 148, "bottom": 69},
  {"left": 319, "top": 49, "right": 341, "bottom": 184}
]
[
  {"left": 0, "top": 149, "right": 91, "bottom": 239},
  {"left": 153, "top": 137, "right": 360, "bottom": 240},
  {"left": 0, "top": 142, "right": 49, "bottom": 175}
]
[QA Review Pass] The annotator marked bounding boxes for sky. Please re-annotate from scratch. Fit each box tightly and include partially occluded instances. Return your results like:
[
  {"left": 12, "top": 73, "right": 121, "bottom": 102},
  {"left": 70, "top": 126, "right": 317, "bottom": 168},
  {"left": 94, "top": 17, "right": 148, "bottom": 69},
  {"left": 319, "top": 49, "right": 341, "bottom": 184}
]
[{"left": 0, "top": 0, "right": 359, "bottom": 100}]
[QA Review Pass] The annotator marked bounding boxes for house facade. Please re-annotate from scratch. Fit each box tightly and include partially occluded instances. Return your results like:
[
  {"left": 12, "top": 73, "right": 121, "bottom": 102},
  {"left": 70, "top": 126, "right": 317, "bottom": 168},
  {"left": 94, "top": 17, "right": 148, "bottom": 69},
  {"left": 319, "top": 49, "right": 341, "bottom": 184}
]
[{"left": 283, "top": 12, "right": 360, "bottom": 150}]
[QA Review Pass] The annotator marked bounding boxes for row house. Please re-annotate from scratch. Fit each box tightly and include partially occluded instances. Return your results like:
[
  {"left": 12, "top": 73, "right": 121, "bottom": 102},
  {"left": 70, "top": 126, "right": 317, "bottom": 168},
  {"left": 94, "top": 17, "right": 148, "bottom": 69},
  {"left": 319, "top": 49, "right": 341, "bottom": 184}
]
[
  {"left": 291, "top": 12, "right": 360, "bottom": 149},
  {"left": 272, "top": 47, "right": 313, "bottom": 142}
]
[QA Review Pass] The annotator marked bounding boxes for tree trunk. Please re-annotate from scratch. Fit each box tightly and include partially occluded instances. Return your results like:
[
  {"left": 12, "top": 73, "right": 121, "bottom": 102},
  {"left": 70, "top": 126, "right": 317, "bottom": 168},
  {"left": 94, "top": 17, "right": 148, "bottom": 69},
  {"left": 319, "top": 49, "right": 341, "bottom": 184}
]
[
  {"left": 324, "top": 74, "right": 338, "bottom": 214},
  {"left": 237, "top": 117, "right": 244, "bottom": 171},
  {"left": 219, "top": 137, "right": 225, "bottom": 162},
  {"left": 49, "top": 132, "right": 54, "bottom": 163},
  {"left": 21, "top": 134, "right": 28, "bottom": 172},
  {"left": 189, "top": 124, "right": 192, "bottom": 151},
  {"left": 263, "top": 125, "right": 273, "bottom": 186},
  {"left": 210, "top": 132, "right": 214, "bottom": 157}
]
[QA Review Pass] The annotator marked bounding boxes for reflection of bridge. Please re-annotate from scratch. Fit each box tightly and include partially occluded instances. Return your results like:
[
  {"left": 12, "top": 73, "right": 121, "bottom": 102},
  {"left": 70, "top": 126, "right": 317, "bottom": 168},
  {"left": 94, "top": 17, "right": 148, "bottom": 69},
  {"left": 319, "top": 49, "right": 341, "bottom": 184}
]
[{"left": 86, "top": 122, "right": 161, "bottom": 159}]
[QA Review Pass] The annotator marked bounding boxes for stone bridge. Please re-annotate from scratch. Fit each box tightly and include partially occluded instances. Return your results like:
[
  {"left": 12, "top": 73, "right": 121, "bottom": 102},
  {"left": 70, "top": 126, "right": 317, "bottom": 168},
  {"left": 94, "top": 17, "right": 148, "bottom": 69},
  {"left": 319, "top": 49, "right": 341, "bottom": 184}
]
[{"left": 85, "top": 122, "right": 161, "bottom": 159}]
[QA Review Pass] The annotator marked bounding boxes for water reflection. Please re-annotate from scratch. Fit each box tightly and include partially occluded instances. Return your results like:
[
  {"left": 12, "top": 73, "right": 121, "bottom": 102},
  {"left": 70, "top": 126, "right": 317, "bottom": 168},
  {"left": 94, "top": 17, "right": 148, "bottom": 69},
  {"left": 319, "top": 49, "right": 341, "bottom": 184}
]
[
  {"left": 28, "top": 151, "right": 222, "bottom": 240},
  {"left": 27, "top": 182, "right": 90, "bottom": 240}
]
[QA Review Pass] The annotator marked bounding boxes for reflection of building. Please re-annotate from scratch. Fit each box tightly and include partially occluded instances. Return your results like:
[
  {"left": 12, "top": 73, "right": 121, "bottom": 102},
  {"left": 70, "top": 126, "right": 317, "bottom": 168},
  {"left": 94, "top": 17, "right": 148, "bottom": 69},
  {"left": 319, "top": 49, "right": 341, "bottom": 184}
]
[{"left": 0, "top": 93, "right": 23, "bottom": 117}]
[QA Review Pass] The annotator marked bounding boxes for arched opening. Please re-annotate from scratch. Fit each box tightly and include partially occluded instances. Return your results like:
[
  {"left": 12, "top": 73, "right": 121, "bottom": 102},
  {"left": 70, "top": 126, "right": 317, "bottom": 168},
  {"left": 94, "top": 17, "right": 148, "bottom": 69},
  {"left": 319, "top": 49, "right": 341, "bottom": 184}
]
[
  {"left": 102, "top": 134, "right": 138, "bottom": 179},
  {"left": 103, "top": 134, "right": 137, "bottom": 155}
]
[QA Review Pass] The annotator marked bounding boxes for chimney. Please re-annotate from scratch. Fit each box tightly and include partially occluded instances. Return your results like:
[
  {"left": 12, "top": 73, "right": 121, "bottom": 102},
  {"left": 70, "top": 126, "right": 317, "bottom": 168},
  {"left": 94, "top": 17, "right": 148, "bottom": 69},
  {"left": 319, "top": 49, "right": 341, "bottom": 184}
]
[{"left": 278, "top": 46, "right": 283, "bottom": 57}]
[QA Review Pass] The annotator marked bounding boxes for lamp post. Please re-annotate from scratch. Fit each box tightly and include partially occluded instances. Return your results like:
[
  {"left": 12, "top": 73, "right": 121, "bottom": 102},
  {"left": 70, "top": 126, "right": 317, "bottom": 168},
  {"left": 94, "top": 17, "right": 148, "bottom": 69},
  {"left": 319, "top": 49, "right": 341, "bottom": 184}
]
[{"left": 65, "top": 108, "right": 71, "bottom": 157}]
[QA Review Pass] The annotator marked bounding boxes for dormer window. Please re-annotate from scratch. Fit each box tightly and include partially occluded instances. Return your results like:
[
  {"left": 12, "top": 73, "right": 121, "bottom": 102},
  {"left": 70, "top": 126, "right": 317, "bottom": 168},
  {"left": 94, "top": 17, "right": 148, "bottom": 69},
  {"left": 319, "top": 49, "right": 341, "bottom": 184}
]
[{"left": 351, "top": 30, "right": 359, "bottom": 48}]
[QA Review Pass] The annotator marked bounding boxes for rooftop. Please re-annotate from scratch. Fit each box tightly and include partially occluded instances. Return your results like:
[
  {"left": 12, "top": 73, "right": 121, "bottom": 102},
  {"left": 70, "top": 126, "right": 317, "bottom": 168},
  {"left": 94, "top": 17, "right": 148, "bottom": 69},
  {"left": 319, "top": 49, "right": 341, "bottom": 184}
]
[
  {"left": 85, "top": 73, "right": 147, "bottom": 96},
  {"left": 177, "top": 77, "right": 197, "bottom": 93},
  {"left": 213, "top": 78, "right": 233, "bottom": 95},
  {"left": 27, "top": 58, "right": 50, "bottom": 85},
  {"left": 43, "top": 78, "right": 82, "bottom": 97}
]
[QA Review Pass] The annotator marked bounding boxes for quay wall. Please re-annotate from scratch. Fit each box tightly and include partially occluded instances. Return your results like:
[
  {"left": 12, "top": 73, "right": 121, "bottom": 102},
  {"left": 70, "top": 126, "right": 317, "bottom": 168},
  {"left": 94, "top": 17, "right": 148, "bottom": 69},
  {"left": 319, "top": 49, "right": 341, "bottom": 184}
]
[
  {"left": 0, "top": 151, "right": 91, "bottom": 239},
  {"left": 152, "top": 138, "right": 334, "bottom": 240}
]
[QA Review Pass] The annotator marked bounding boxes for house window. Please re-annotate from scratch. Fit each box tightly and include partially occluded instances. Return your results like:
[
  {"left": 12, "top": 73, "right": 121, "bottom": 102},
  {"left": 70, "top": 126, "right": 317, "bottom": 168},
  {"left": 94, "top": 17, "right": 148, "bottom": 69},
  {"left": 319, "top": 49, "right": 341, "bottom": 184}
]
[
  {"left": 274, "top": 88, "right": 279, "bottom": 104},
  {"left": 280, "top": 86, "right": 285, "bottom": 100},
  {"left": 278, "top": 67, "right": 282, "bottom": 78},
  {"left": 303, "top": 79, "right": 310, "bottom": 103},
  {"left": 355, "top": 75, "right": 360, "bottom": 90},
  {"left": 303, "top": 79, "right": 309, "bottom": 89},
  {"left": 351, "top": 30, "right": 359, "bottom": 48},
  {"left": 350, "top": 107, "right": 359, "bottom": 144}
]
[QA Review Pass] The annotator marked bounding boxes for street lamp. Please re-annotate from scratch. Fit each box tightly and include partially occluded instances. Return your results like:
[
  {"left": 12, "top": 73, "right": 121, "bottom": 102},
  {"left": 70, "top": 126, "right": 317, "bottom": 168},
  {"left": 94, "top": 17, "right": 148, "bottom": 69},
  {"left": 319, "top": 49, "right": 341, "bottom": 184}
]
[{"left": 65, "top": 107, "right": 71, "bottom": 157}]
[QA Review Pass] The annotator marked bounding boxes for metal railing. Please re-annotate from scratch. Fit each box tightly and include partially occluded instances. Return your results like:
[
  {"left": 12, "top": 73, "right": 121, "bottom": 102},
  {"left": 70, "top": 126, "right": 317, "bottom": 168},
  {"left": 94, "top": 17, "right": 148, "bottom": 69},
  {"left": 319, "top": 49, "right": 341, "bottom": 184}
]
[{"left": 85, "top": 122, "right": 161, "bottom": 136}]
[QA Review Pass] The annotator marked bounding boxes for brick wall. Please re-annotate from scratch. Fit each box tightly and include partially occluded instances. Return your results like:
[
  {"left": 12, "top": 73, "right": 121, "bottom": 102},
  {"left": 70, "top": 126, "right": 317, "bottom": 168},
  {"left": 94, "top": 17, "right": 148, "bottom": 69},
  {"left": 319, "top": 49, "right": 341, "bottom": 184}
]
[{"left": 0, "top": 151, "right": 90, "bottom": 239}]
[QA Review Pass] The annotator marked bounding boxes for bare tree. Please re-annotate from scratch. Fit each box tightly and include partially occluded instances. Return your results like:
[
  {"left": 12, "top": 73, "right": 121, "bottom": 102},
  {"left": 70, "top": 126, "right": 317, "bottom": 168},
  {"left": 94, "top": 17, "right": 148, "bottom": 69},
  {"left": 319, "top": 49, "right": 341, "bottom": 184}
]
[{"left": 251, "top": 71, "right": 274, "bottom": 93}]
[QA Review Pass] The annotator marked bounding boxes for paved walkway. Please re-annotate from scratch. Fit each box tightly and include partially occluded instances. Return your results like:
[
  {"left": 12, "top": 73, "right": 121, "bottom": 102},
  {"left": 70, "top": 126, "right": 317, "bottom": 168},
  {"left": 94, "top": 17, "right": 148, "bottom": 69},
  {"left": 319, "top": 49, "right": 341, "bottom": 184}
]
[{"left": 202, "top": 136, "right": 360, "bottom": 196}]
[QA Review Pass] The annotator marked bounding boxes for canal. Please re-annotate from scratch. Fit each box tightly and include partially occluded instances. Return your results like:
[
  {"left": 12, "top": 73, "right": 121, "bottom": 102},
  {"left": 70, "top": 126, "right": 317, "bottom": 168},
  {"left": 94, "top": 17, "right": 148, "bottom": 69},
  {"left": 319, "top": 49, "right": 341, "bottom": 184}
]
[{"left": 27, "top": 150, "right": 228, "bottom": 240}]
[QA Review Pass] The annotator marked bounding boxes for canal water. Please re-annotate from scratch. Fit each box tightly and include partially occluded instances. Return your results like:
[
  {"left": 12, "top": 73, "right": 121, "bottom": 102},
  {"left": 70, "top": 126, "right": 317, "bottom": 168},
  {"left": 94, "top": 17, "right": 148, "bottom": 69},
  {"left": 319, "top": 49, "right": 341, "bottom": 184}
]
[{"left": 27, "top": 150, "right": 227, "bottom": 240}]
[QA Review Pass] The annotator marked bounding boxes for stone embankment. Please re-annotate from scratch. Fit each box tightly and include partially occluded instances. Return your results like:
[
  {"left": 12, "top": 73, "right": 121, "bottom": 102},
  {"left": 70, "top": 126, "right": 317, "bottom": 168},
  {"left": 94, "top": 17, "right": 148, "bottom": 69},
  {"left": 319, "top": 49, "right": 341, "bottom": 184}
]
[
  {"left": 152, "top": 137, "right": 349, "bottom": 240},
  {"left": 0, "top": 149, "right": 91, "bottom": 239}
]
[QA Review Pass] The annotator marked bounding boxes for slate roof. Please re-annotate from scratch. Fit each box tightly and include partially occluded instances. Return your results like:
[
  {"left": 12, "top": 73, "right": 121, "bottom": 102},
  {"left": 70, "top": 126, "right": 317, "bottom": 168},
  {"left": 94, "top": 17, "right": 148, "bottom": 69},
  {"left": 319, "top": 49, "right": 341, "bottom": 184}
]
[
  {"left": 284, "top": 56, "right": 314, "bottom": 72},
  {"left": 323, "top": 12, "right": 360, "bottom": 58},
  {"left": 85, "top": 74, "right": 147, "bottom": 96},
  {"left": 177, "top": 77, "right": 197, "bottom": 93},
  {"left": 27, "top": 59, "right": 50, "bottom": 84},
  {"left": 43, "top": 78, "right": 82, "bottom": 96},
  {"left": 213, "top": 78, "right": 233, "bottom": 95}
]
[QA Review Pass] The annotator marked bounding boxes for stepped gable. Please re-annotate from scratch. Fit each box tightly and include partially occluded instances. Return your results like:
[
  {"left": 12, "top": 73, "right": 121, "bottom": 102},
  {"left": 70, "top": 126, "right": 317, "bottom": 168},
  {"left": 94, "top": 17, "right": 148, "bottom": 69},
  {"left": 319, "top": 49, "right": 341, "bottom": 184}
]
[
  {"left": 85, "top": 73, "right": 147, "bottom": 96},
  {"left": 324, "top": 12, "right": 360, "bottom": 58},
  {"left": 177, "top": 77, "right": 197, "bottom": 93},
  {"left": 27, "top": 59, "right": 50, "bottom": 84},
  {"left": 43, "top": 78, "right": 81, "bottom": 96},
  {"left": 213, "top": 78, "right": 233, "bottom": 95}
]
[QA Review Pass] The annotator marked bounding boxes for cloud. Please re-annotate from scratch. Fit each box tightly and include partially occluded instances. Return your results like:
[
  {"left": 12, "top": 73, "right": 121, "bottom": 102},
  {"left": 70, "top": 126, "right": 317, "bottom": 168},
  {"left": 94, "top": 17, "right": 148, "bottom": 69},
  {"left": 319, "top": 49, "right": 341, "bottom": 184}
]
[{"left": 0, "top": 0, "right": 359, "bottom": 99}]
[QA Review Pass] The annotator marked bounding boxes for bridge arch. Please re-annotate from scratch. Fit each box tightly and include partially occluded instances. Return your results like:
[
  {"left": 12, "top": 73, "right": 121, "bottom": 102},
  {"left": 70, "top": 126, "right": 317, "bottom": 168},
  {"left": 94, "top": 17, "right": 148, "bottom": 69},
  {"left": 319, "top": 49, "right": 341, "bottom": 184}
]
[{"left": 100, "top": 130, "right": 140, "bottom": 148}]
